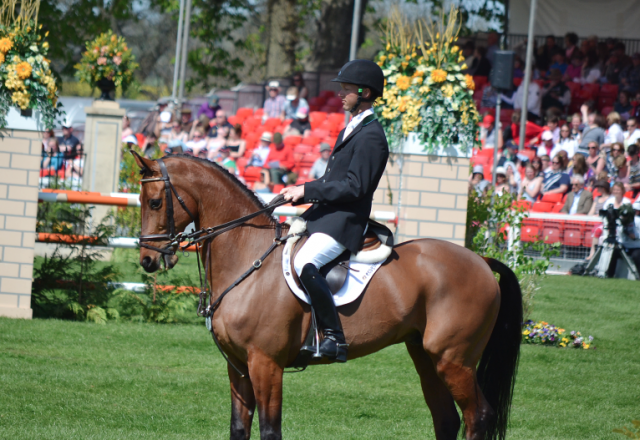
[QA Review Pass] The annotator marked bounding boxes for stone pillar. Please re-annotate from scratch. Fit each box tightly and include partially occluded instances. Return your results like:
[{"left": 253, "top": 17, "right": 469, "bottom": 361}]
[
  {"left": 82, "top": 101, "right": 126, "bottom": 223},
  {"left": 0, "top": 109, "right": 44, "bottom": 319}
]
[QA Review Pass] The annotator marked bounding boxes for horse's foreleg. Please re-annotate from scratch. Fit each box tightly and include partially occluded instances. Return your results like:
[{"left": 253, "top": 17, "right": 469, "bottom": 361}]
[
  {"left": 229, "top": 364, "right": 256, "bottom": 440},
  {"left": 405, "top": 341, "right": 460, "bottom": 440},
  {"left": 247, "top": 350, "right": 284, "bottom": 440}
]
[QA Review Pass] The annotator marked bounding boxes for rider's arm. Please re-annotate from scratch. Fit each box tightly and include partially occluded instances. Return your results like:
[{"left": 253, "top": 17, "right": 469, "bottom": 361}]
[{"left": 303, "top": 130, "right": 388, "bottom": 204}]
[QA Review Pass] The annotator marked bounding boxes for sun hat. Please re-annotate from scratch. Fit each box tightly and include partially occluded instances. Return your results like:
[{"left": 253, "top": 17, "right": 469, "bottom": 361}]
[
  {"left": 495, "top": 166, "right": 506, "bottom": 176},
  {"left": 319, "top": 142, "right": 332, "bottom": 152},
  {"left": 472, "top": 165, "right": 484, "bottom": 175},
  {"left": 541, "top": 130, "right": 554, "bottom": 141},
  {"left": 260, "top": 132, "right": 273, "bottom": 143},
  {"left": 123, "top": 135, "right": 138, "bottom": 145},
  {"left": 268, "top": 80, "right": 280, "bottom": 89},
  {"left": 480, "top": 114, "right": 495, "bottom": 129},
  {"left": 286, "top": 87, "right": 299, "bottom": 101}
]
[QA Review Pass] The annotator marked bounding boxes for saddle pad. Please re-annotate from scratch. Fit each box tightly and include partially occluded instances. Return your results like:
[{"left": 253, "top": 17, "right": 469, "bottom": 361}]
[{"left": 282, "top": 236, "right": 385, "bottom": 307}]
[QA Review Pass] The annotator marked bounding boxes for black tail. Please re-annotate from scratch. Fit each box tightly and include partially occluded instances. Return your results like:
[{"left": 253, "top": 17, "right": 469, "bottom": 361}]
[{"left": 477, "top": 258, "right": 522, "bottom": 440}]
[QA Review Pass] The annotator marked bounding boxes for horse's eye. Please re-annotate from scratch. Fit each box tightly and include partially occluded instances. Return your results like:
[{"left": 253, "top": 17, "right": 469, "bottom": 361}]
[{"left": 149, "top": 198, "right": 162, "bottom": 210}]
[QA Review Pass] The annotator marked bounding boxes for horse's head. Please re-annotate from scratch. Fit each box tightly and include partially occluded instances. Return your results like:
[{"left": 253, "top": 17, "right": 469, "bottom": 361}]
[{"left": 132, "top": 151, "right": 198, "bottom": 272}]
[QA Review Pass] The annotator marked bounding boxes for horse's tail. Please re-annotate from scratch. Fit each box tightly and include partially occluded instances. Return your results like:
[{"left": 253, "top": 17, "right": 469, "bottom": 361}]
[{"left": 478, "top": 257, "right": 522, "bottom": 440}]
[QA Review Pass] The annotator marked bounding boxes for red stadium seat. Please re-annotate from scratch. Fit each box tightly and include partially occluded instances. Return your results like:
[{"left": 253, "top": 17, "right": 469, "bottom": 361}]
[
  {"left": 565, "top": 81, "right": 580, "bottom": 95},
  {"left": 532, "top": 202, "right": 554, "bottom": 212},
  {"left": 326, "top": 97, "right": 342, "bottom": 107},
  {"left": 311, "top": 129, "right": 329, "bottom": 139},
  {"left": 477, "top": 148, "right": 494, "bottom": 158},
  {"left": 302, "top": 135, "right": 321, "bottom": 146},
  {"left": 583, "top": 228, "right": 595, "bottom": 247},
  {"left": 263, "top": 118, "right": 281, "bottom": 131},
  {"left": 582, "top": 83, "right": 600, "bottom": 98},
  {"left": 513, "top": 77, "right": 522, "bottom": 87},
  {"left": 254, "top": 108, "right": 264, "bottom": 118},
  {"left": 542, "top": 226, "right": 562, "bottom": 244},
  {"left": 272, "top": 184, "right": 285, "bottom": 193},
  {"left": 473, "top": 76, "right": 488, "bottom": 90},
  {"left": 294, "top": 144, "right": 312, "bottom": 154},
  {"left": 600, "top": 83, "right": 618, "bottom": 97},
  {"left": 551, "top": 203, "right": 564, "bottom": 213},
  {"left": 327, "top": 113, "right": 346, "bottom": 125},
  {"left": 521, "top": 225, "right": 539, "bottom": 242},
  {"left": 601, "top": 106, "right": 613, "bottom": 117},
  {"left": 243, "top": 167, "right": 262, "bottom": 184},
  {"left": 236, "top": 107, "right": 254, "bottom": 119},
  {"left": 309, "top": 111, "right": 328, "bottom": 130},
  {"left": 513, "top": 200, "right": 532, "bottom": 211},
  {"left": 284, "top": 135, "right": 302, "bottom": 147},
  {"left": 541, "top": 193, "right": 563, "bottom": 204},
  {"left": 320, "top": 90, "right": 336, "bottom": 99},
  {"left": 563, "top": 228, "right": 583, "bottom": 247}
]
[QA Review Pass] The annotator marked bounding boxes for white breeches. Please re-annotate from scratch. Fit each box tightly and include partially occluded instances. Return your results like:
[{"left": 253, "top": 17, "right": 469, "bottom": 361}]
[{"left": 293, "top": 233, "right": 347, "bottom": 276}]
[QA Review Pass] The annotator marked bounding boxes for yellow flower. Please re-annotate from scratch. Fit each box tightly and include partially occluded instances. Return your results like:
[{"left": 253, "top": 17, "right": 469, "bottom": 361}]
[
  {"left": 405, "top": 55, "right": 411, "bottom": 61},
  {"left": 0, "top": 52, "right": 4, "bottom": 64},
  {"left": 562, "top": 338, "right": 569, "bottom": 343},
  {"left": 431, "top": 68, "right": 447, "bottom": 83},
  {"left": 401, "top": 62, "right": 409, "bottom": 69},
  {"left": 388, "top": 53, "right": 395, "bottom": 60},
  {"left": 377, "top": 61, "right": 384, "bottom": 67},
  {"left": 43, "top": 41, "right": 49, "bottom": 49},
  {"left": 464, "top": 74, "right": 475, "bottom": 91},
  {"left": 442, "top": 83, "right": 454, "bottom": 98},
  {"left": 0, "top": 37, "right": 12, "bottom": 53},
  {"left": 412, "top": 70, "right": 424, "bottom": 77},
  {"left": 559, "top": 343, "right": 566, "bottom": 347},
  {"left": 460, "top": 63, "right": 467, "bottom": 70},
  {"left": 522, "top": 330, "right": 528, "bottom": 335},
  {"left": 379, "top": 55, "right": 387, "bottom": 63},
  {"left": 11, "top": 90, "right": 31, "bottom": 110},
  {"left": 396, "top": 75, "right": 411, "bottom": 91},
  {"left": 583, "top": 344, "right": 590, "bottom": 349},
  {"left": 16, "top": 62, "right": 32, "bottom": 79},
  {"left": 411, "top": 52, "right": 417, "bottom": 58},
  {"left": 386, "top": 43, "right": 390, "bottom": 51},
  {"left": 452, "top": 46, "right": 459, "bottom": 53},
  {"left": 419, "top": 85, "right": 430, "bottom": 94}
]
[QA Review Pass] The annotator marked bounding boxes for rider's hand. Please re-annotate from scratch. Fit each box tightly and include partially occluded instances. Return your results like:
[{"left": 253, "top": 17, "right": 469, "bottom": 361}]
[{"left": 280, "top": 185, "right": 304, "bottom": 202}]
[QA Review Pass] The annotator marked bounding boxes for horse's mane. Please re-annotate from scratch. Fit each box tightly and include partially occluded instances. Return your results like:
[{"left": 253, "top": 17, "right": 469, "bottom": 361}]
[{"left": 164, "top": 154, "right": 275, "bottom": 225}]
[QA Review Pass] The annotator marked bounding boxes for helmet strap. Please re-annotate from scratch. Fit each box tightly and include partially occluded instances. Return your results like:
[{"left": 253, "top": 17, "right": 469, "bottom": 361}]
[{"left": 349, "top": 87, "right": 375, "bottom": 114}]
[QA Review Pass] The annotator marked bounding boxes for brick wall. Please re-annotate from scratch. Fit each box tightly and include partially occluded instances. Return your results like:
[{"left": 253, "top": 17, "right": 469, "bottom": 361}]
[
  {"left": 372, "top": 154, "right": 471, "bottom": 247},
  {"left": 0, "top": 129, "right": 41, "bottom": 319}
]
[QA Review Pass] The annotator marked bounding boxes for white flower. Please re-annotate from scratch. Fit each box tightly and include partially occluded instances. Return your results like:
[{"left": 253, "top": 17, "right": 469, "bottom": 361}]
[
  {"left": 448, "top": 116, "right": 456, "bottom": 124},
  {"left": 27, "top": 56, "right": 35, "bottom": 64},
  {"left": 453, "top": 65, "right": 461, "bottom": 71},
  {"left": 454, "top": 86, "right": 461, "bottom": 93},
  {"left": 382, "top": 69, "right": 392, "bottom": 76},
  {"left": 451, "top": 102, "right": 459, "bottom": 111},
  {"left": 35, "top": 55, "right": 43, "bottom": 63},
  {"left": 455, "top": 73, "right": 464, "bottom": 80},
  {"left": 435, "top": 106, "right": 444, "bottom": 117},
  {"left": 29, "top": 44, "right": 38, "bottom": 52},
  {"left": 447, "top": 74, "right": 455, "bottom": 81},
  {"left": 416, "top": 65, "right": 428, "bottom": 72},
  {"left": 388, "top": 73, "right": 400, "bottom": 83}
]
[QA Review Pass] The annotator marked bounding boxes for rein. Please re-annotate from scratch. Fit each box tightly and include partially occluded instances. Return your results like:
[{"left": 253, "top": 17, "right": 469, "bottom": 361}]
[{"left": 138, "top": 157, "right": 296, "bottom": 376}]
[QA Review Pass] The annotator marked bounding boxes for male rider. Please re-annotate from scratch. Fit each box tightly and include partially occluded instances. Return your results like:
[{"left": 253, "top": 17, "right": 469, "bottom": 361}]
[{"left": 280, "top": 60, "right": 389, "bottom": 363}]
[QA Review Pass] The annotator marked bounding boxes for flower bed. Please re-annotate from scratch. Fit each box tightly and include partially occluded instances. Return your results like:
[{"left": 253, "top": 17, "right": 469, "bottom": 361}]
[{"left": 522, "top": 320, "right": 594, "bottom": 349}]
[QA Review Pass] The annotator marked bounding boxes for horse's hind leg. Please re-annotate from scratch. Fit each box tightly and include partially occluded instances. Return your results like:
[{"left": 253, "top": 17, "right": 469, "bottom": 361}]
[
  {"left": 247, "top": 350, "right": 284, "bottom": 440},
  {"left": 228, "top": 364, "right": 256, "bottom": 440},
  {"left": 405, "top": 341, "right": 460, "bottom": 440}
]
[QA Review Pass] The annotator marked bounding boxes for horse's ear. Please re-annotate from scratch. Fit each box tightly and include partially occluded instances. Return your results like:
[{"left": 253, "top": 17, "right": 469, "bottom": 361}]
[{"left": 130, "top": 149, "right": 154, "bottom": 172}]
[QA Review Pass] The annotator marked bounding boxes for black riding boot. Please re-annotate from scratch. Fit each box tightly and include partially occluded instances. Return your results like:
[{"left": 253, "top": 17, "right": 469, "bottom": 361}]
[{"left": 299, "top": 263, "right": 348, "bottom": 363}]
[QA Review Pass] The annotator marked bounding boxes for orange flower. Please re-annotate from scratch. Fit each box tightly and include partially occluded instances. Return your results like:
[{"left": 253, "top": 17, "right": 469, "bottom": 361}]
[
  {"left": 396, "top": 75, "right": 411, "bottom": 91},
  {"left": 431, "top": 69, "right": 447, "bottom": 83},
  {"left": 412, "top": 70, "right": 424, "bottom": 78},
  {"left": 465, "top": 74, "right": 475, "bottom": 90},
  {"left": 0, "top": 52, "right": 4, "bottom": 64},
  {"left": 401, "top": 62, "right": 408, "bottom": 69},
  {"left": 16, "top": 61, "right": 32, "bottom": 79},
  {"left": 0, "top": 37, "right": 12, "bottom": 53}
]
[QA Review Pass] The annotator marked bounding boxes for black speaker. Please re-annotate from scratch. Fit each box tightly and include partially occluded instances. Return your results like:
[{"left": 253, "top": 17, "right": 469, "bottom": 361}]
[{"left": 490, "top": 50, "right": 515, "bottom": 90}]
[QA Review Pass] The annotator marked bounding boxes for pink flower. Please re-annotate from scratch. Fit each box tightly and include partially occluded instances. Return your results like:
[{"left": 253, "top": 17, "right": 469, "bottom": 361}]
[
  {"left": 100, "top": 45, "right": 109, "bottom": 54},
  {"left": 97, "top": 57, "right": 107, "bottom": 65},
  {"left": 112, "top": 56, "right": 122, "bottom": 66}
]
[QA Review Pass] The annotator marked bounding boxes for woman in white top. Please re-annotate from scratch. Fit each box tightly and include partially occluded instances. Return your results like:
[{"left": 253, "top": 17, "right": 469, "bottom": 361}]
[
  {"left": 518, "top": 164, "right": 542, "bottom": 202},
  {"left": 603, "top": 182, "right": 632, "bottom": 209},
  {"left": 602, "top": 111, "right": 625, "bottom": 150},
  {"left": 576, "top": 52, "right": 601, "bottom": 84},
  {"left": 550, "top": 123, "right": 577, "bottom": 159}
]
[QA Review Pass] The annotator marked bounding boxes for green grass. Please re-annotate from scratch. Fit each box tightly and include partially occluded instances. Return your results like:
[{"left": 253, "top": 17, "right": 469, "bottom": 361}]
[{"left": 1, "top": 276, "right": 639, "bottom": 439}]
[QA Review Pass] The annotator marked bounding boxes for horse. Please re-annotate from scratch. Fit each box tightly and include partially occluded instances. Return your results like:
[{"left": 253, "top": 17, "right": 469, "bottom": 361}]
[{"left": 132, "top": 152, "right": 522, "bottom": 440}]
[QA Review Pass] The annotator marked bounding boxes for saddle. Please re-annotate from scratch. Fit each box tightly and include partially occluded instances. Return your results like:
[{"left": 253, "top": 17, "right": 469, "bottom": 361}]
[{"left": 289, "top": 219, "right": 394, "bottom": 295}]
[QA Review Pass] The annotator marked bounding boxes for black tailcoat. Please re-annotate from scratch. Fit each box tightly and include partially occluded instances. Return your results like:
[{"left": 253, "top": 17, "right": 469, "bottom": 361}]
[{"left": 301, "top": 114, "right": 389, "bottom": 253}]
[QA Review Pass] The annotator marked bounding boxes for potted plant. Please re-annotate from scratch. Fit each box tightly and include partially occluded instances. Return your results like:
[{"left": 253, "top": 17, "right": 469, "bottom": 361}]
[
  {"left": 75, "top": 30, "right": 138, "bottom": 100},
  {"left": 0, "top": 18, "right": 62, "bottom": 129}
]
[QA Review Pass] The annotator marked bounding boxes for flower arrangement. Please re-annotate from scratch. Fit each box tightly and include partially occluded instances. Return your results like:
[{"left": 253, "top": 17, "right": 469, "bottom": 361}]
[
  {"left": 75, "top": 30, "right": 138, "bottom": 97},
  {"left": 374, "top": 7, "right": 480, "bottom": 154},
  {"left": 522, "top": 320, "right": 594, "bottom": 349},
  {"left": 0, "top": 0, "right": 62, "bottom": 129}
]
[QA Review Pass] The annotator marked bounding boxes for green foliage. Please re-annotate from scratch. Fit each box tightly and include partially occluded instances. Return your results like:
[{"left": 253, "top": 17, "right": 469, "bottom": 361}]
[
  {"left": 614, "top": 421, "right": 640, "bottom": 439},
  {"left": 32, "top": 206, "right": 121, "bottom": 323}
]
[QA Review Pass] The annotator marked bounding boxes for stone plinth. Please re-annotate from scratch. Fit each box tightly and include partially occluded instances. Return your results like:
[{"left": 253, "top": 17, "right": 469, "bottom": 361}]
[
  {"left": 0, "top": 109, "right": 45, "bottom": 319},
  {"left": 82, "top": 101, "right": 126, "bottom": 223}
]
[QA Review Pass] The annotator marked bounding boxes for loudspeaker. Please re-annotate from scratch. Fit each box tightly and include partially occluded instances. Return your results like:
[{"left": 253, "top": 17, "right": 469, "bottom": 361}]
[{"left": 490, "top": 51, "right": 515, "bottom": 90}]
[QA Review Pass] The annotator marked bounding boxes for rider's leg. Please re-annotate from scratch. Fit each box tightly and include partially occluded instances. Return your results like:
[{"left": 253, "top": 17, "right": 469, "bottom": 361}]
[{"left": 294, "top": 233, "right": 348, "bottom": 362}]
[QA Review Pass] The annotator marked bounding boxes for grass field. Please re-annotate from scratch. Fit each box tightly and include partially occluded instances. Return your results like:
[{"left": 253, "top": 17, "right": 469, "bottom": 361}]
[{"left": 1, "top": 275, "right": 639, "bottom": 439}]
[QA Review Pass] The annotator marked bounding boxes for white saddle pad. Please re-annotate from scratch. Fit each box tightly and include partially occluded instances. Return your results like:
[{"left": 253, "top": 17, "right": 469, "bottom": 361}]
[{"left": 281, "top": 219, "right": 390, "bottom": 307}]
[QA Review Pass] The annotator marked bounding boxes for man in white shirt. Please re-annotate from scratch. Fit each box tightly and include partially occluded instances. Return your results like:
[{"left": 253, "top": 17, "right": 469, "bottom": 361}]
[
  {"left": 248, "top": 132, "right": 272, "bottom": 167},
  {"left": 501, "top": 79, "right": 541, "bottom": 122},
  {"left": 624, "top": 118, "right": 640, "bottom": 147}
]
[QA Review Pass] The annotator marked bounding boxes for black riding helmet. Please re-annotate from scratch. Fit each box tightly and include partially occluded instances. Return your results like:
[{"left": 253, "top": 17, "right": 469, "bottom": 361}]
[{"left": 332, "top": 59, "right": 385, "bottom": 114}]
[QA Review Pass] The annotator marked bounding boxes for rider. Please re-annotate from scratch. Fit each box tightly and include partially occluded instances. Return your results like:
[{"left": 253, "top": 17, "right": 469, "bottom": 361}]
[{"left": 280, "top": 60, "right": 389, "bottom": 363}]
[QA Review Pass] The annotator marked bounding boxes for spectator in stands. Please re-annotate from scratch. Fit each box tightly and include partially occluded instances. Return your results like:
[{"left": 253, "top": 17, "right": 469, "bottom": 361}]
[
  {"left": 284, "top": 107, "right": 311, "bottom": 138},
  {"left": 576, "top": 51, "right": 602, "bottom": 84},
  {"left": 198, "top": 92, "right": 221, "bottom": 120},
  {"left": 121, "top": 115, "right": 133, "bottom": 140},
  {"left": 541, "top": 154, "right": 552, "bottom": 173},
  {"left": 253, "top": 169, "right": 272, "bottom": 193},
  {"left": 613, "top": 155, "right": 629, "bottom": 184},
  {"left": 168, "top": 120, "right": 188, "bottom": 145},
  {"left": 179, "top": 107, "right": 193, "bottom": 132},
  {"left": 545, "top": 114, "right": 561, "bottom": 143},
  {"left": 570, "top": 113, "right": 582, "bottom": 142},
  {"left": 494, "top": 167, "right": 510, "bottom": 195},
  {"left": 603, "top": 112, "right": 625, "bottom": 149},
  {"left": 215, "top": 147, "right": 238, "bottom": 174},
  {"left": 606, "top": 142, "right": 625, "bottom": 177},
  {"left": 551, "top": 123, "right": 577, "bottom": 159},
  {"left": 588, "top": 179, "right": 612, "bottom": 216},
  {"left": 156, "top": 110, "right": 173, "bottom": 144},
  {"left": 564, "top": 51, "right": 584, "bottom": 82},
  {"left": 513, "top": 56, "right": 524, "bottom": 78},
  {"left": 185, "top": 130, "right": 208, "bottom": 156},
  {"left": 577, "top": 107, "right": 605, "bottom": 156},
  {"left": 565, "top": 32, "right": 579, "bottom": 60},
  {"left": 619, "top": 53, "right": 640, "bottom": 94},
  {"left": 537, "top": 130, "right": 555, "bottom": 157},
  {"left": 141, "top": 133, "right": 159, "bottom": 159},
  {"left": 541, "top": 153, "right": 570, "bottom": 195},
  {"left": 569, "top": 153, "right": 595, "bottom": 185},
  {"left": 265, "top": 132, "right": 296, "bottom": 185},
  {"left": 561, "top": 175, "right": 593, "bottom": 214},
  {"left": 503, "top": 77, "right": 541, "bottom": 123},
  {"left": 283, "top": 87, "right": 309, "bottom": 120},
  {"left": 519, "top": 164, "right": 542, "bottom": 202},
  {"left": 41, "top": 128, "right": 54, "bottom": 152},
  {"left": 585, "top": 141, "right": 606, "bottom": 175},
  {"left": 292, "top": 73, "right": 309, "bottom": 100},
  {"left": 248, "top": 132, "right": 272, "bottom": 168},
  {"left": 504, "top": 162, "right": 521, "bottom": 193},
  {"left": 614, "top": 91, "right": 633, "bottom": 121},
  {"left": 208, "top": 109, "right": 233, "bottom": 139},
  {"left": 41, "top": 137, "right": 65, "bottom": 171},
  {"left": 263, "top": 81, "right": 287, "bottom": 120},
  {"left": 471, "top": 46, "right": 492, "bottom": 77},
  {"left": 486, "top": 31, "right": 499, "bottom": 66},
  {"left": 548, "top": 52, "right": 568, "bottom": 76},
  {"left": 469, "top": 165, "right": 490, "bottom": 196},
  {"left": 310, "top": 143, "right": 332, "bottom": 180},
  {"left": 541, "top": 70, "right": 571, "bottom": 115},
  {"left": 189, "top": 114, "right": 211, "bottom": 141},
  {"left": 537, "top": 35, "right": 560, "bottom": 73},
  {"left": 623, "top": 118, "right": 640, "bottom": 147},
  {"left": 626, "top": 143, "right": 640, "bottom": 196},
  {"left": 59, "top": 122, "right": 82, "bottom": 160},
  {"left": 604, "top": 182, "right": 632, "bottom": 209},
  {"left": 604, "top": 52, "right": 627, "bottom": 85},
  {"left": 531, "top": 156, "right": 545, "bottom": 177},
  {"left": 225, "top": 124, "right": 246, "bottom": 160},
  {"left": 480, "top": 114, "right": 498, "bottom": 148}
]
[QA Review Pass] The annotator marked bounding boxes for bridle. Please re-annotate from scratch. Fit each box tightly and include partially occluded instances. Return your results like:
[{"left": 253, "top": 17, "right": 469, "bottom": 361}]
[{"left": 137, "top": 156, "right": 296, "bottom": 377}]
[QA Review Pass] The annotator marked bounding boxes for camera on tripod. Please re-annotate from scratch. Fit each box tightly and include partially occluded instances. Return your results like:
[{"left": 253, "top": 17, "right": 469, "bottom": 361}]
[{"left": 599, "top": 205, "right": 620, "bottom": 244}]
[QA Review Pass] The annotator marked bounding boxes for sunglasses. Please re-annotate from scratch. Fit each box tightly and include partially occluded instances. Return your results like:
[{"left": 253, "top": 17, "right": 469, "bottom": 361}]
[
  {"left": 552, "top": 161, "right": 560, "bottom": 164},
  {"left": 541, "top": 158, "right": 550, "bottom": 162},
  {"left": 613, "top": 148, "right": 623, "bottom": 152},
  {"left": 588, "top": 146, "right": 598, "bottom": 149}
]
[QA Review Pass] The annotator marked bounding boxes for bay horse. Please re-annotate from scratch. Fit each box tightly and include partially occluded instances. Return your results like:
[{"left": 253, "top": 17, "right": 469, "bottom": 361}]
[{"left": 133, "top": 153, "right": 522, "bottom": 440}]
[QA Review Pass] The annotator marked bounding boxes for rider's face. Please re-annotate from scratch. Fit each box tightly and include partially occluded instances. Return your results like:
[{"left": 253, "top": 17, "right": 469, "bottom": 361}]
[{"left": 338, "top": 83, "right": 360, "bottom": 111}]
